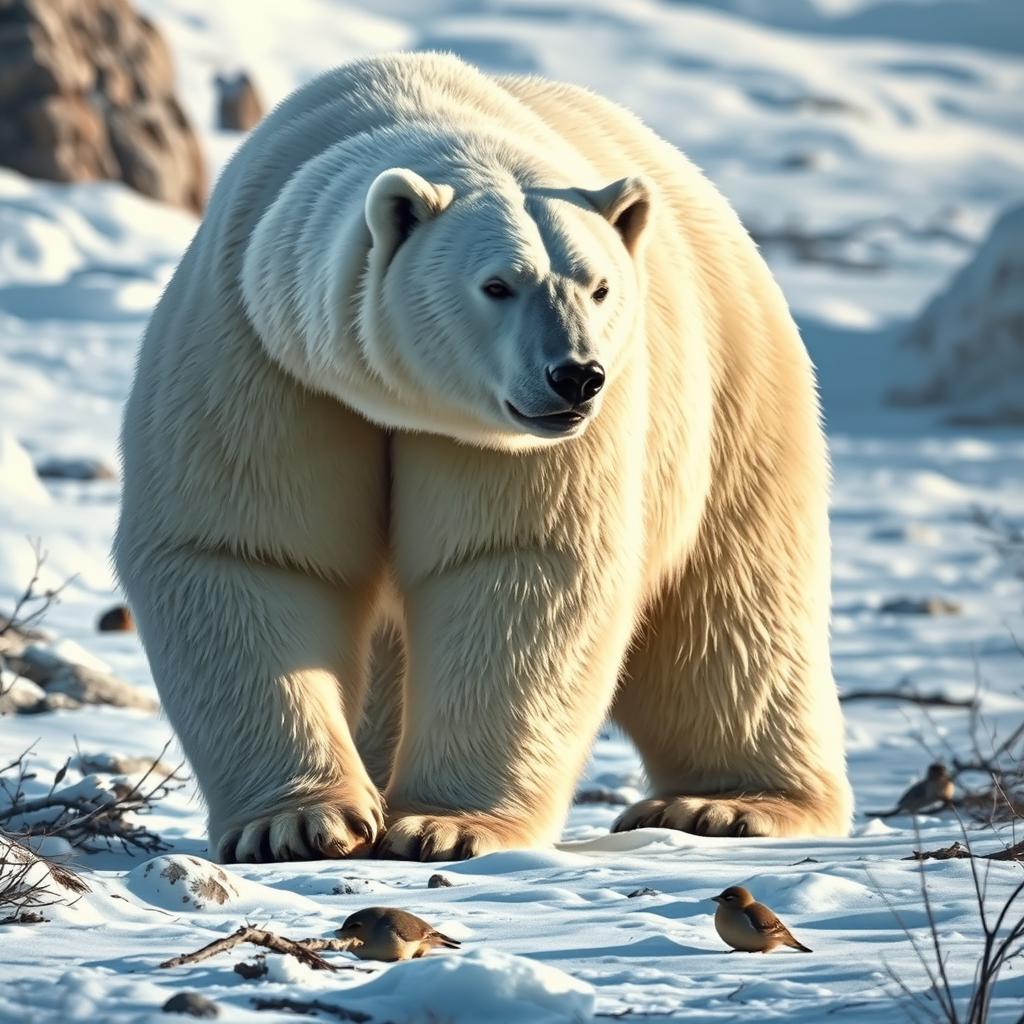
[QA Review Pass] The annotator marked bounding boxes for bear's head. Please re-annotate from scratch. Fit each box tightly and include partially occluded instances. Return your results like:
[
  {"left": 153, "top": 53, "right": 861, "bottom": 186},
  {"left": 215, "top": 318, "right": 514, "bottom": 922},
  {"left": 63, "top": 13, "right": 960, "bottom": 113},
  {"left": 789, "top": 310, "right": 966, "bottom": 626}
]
[{"left": 360, "top": 168, "right": 653, "bottom": 449}]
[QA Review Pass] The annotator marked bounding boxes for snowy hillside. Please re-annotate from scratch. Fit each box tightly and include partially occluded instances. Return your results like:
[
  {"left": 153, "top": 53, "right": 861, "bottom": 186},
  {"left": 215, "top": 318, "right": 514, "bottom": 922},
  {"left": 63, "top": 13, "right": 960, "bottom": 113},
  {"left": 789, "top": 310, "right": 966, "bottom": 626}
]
[
  {"left": 2, "top": 1, "right": 1024, "bottom": 1022},
  {"left": 890, "top": 203, "right": 1024, "bottom": 423}
]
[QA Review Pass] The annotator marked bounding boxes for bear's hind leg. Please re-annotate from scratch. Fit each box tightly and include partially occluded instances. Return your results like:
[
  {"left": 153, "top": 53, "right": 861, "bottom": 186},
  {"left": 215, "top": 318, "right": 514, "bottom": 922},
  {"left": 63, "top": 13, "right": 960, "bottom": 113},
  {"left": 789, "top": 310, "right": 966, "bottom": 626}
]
[
  {"left": 611, "top": 584, "right": 852, "bottom": 839},
  {"left": 128, "top": 551, "right": 384, "bottom": 862}
]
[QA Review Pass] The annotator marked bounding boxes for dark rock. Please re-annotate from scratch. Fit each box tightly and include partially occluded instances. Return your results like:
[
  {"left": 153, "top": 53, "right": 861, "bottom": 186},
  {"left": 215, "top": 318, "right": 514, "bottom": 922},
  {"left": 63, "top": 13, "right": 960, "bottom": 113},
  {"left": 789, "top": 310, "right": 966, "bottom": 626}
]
[
  {"left": 427, "top": 873, "right": 453, "bottom": 888},
  {"left": 215, "top": 71, "right": 263, "bottom": 132},
  {"left": 879, "top": 596, "right": 961, "bottom": 616},
  {"left": 162, "top": 992, "right": 220, "bottom": 1018},
  {"left": 574, "top": 786, "right": 631, "bottom": 806},
  {"left": 36, "top": 456, "right": 116, "bottom": 480},
  {"left": 626, "top": 887, "right": 659, "bottom": 898},
  {"left": 233, "top": 956, "right": 267, "bottom": 979},
  {"left": 98, "top": 604, "right": 134, "bottom": 632},
  {"left": 0, "top": 0, "right": 205, "bottom": 213}
]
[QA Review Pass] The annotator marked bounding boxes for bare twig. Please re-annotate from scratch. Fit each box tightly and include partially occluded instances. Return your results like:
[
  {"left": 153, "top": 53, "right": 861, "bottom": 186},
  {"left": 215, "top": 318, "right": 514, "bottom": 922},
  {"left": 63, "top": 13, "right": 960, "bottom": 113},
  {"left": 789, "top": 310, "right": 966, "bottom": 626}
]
[
  {"left": 0, "top": 830, "right": 88, "bottom": 924},
  {"left": 159, "top": 924, "right": 357, "bottom": 971},
  {"left": 841, "top": 689, "right": 977, "bottom": 709},
  {"left": 0, "top": 741, "right": 184, "bottom": 855},
  {"left": 0, "top": 540, "right": 74, "bottom": 642}
]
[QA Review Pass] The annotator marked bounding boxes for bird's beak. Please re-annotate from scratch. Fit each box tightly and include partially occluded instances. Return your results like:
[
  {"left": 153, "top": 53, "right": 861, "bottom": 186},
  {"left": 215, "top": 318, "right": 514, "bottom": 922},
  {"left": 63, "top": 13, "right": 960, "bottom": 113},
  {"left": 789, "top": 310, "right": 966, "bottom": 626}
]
[{"left": 710, "top": 896, "right": 722, "bottom": 904}]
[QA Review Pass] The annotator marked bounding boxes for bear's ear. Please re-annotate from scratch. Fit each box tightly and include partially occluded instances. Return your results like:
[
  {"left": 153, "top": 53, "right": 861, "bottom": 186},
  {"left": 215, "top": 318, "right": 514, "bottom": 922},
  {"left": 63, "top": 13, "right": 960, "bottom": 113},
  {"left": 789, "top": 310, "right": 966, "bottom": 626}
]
[
  {"left": 579, "top": 176, "right": 653, "bottom": 255},
  {"left": 365, "top": 168, "right": 455, "bottom": 267}
]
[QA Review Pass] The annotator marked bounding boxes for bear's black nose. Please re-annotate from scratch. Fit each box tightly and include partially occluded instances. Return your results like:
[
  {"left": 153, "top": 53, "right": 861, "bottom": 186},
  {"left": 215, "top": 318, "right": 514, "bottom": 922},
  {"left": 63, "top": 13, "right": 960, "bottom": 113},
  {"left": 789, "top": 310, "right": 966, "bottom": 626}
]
[{"left": 545, "top": 360, "right": 605, "bottom": 406}]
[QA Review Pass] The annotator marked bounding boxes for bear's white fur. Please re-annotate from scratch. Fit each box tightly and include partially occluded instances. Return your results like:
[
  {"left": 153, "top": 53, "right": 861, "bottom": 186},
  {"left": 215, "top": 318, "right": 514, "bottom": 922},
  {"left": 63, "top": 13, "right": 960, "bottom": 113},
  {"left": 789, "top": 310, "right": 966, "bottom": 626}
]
[{"left": 116, "top": 53, "right": 852, "bottom": 863}]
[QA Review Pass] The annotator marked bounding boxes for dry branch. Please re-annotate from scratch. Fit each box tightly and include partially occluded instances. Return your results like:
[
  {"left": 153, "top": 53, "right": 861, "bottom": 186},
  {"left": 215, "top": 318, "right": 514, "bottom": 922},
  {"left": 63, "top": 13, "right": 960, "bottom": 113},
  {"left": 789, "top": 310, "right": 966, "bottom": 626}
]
[
  {"left": 0, "top": 830, "right": 88, "bottom": 923},
  {"left": 159, "top": 924, "right": 357, "bottom": 971},
  {"left": 0, "top": 742, "right": 183, "bottom": 855},
  {"left": 907, "top": 839, "right": 1024, "bottom": 863},
  {"left": 886, "top": 817, "right": 1024, "bottom": 1024},
  {"left": 840, "top": 689, "right": 978, "bottom": 709}
]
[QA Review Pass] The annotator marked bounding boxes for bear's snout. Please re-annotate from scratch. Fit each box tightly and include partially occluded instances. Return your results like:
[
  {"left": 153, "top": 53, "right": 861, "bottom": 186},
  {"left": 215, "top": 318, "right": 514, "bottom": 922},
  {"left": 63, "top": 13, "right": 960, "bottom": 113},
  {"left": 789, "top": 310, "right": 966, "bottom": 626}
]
[{"left": 545, "top": 359, "right": 605, "bottom": 407}]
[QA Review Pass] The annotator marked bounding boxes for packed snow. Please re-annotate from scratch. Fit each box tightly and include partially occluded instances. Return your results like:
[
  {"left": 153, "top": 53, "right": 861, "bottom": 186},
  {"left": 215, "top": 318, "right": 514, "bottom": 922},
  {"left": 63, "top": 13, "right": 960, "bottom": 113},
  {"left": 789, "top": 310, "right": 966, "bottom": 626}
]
[{"left": 1, "top": 1, "right": 1023, "bottom": 1022}]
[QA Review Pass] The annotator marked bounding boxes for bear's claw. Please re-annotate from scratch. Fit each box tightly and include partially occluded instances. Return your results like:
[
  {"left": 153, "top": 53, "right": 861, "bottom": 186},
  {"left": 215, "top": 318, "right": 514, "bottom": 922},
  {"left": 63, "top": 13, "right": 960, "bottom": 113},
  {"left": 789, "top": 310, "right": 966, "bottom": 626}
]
[
  {"left": 612, "top": 796, "right": 786, "bottom": 838},
  {"left": 217, "top": 793, "right": 384, "bottom": 863},
  {"left": 374, "top": 812, "right": 527, "bottom": 861}
]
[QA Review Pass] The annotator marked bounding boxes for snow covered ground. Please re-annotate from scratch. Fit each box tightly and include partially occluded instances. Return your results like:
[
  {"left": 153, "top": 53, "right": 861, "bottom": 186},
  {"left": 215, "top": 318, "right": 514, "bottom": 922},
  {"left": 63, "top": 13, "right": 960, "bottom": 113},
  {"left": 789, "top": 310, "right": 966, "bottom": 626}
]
[{"left": 2, "top": 0, "right": 1023, "bottom": 1021}]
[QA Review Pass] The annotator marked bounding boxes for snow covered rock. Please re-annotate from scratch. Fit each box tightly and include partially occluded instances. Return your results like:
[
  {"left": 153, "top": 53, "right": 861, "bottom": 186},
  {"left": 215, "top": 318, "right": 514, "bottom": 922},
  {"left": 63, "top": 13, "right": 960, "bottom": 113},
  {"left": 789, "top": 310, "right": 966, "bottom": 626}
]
[
  {"left": 0, "top": 670, "right": 45, "bottom": 714},
  {"left": 0, "top": 429, "right": 50, "bottom": 505},
  {"left": 889, "top": 203, "right": 1024, "bottom": 423},
  {"left": 0, "top": 832, "right": 90, "bottom": 921},
  {"left": 128, "top": 855, "right": 242, "bottom": 912},
  {"left": 127, "top": 854, "right": 322, "bottom": 915},
  {"left": 9, "top": 642, "right": 158, "bottom": 711}
]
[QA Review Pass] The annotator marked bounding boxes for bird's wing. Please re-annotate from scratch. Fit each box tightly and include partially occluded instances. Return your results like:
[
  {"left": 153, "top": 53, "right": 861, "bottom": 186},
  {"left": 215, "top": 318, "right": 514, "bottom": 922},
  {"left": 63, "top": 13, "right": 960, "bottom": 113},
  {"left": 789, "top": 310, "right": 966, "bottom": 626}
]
[
  {"left": 389, "top": 910, "right": 433, "bottom": 942},
  {"left": 745, "top": 903, "right": 792, "bottom": 937},
  {"left": 896, "top": 780, "right": 927, "bottom": 809}
]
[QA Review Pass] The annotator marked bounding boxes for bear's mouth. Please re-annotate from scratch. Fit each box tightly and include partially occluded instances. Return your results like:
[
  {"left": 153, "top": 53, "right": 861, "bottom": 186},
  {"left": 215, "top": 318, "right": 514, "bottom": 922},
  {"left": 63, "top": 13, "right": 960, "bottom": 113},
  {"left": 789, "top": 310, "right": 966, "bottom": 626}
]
[{"left": 505, "top": 402, "right": 588, "bottom": 436}]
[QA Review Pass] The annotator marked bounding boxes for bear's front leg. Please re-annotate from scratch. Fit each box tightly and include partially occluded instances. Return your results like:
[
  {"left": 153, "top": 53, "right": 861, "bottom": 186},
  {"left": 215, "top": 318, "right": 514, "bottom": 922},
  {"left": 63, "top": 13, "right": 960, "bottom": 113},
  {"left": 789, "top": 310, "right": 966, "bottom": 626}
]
[
  {"left": 125, "top": 552, "right": 385, "bottom": 863},
  {"left": 378, "top": 425, "right": 643, "bottom": 861},
  {"left": 379, "top": 547, "right": 638, "bottom": 860}
]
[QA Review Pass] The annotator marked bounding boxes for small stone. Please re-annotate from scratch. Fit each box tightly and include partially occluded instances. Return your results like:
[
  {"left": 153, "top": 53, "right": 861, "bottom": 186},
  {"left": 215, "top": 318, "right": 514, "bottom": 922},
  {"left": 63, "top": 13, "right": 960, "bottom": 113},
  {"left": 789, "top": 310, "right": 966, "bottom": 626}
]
[
  {"left": 98, "top": 605, "right": 134, "bottom": 632},
  {"left": 36, "top": 457, "right": 117, "bottom": 481},
  {"left": 162, "top": 992, "right": 220, "bottom": 1018},
  {"left": 879, "top": 596, "right": 961, "bottom": 616},
  {"left": 427, "top": 873, "right": 453, "bottom": 888},
  {"left": 574, "top": 786, "right": 631, "bottom": 806},
  {"left": 215, "top": 71, "right": 263, "bottom": 132},
  {"left": 233, "top": 956, "right": 267, "bottom": 980}
]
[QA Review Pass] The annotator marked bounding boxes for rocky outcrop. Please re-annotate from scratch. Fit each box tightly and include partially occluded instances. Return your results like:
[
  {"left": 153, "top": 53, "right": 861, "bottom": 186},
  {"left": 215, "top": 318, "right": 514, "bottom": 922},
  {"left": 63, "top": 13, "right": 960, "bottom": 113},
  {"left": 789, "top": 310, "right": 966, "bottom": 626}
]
[{"left": 0, "top": 0, "right": 205, "bottom": 213}]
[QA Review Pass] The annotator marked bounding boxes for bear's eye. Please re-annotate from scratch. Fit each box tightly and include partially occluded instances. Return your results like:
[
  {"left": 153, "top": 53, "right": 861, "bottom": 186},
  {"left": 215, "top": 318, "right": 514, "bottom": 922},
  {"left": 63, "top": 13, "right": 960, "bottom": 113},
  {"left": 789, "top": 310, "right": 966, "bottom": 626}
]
[
  {"left": 482, "top": 278, "right": 514, "bottom": 300},
  {"left": 592, "top": 281, "right": 609, "bottom": 303}
]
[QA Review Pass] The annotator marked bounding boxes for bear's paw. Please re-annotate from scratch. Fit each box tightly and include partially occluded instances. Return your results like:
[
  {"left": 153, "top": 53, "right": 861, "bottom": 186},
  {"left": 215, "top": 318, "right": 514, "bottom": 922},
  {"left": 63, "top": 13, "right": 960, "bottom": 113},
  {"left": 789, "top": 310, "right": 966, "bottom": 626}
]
[
  {"left": 375, "top": 811, "right": 533, "bottom": 862},
  {"left": 217, "top": 787, "right": 385, "bottom": 863},
  {"left": 612, "top": 794, "right": 819, "bottom": 839}
]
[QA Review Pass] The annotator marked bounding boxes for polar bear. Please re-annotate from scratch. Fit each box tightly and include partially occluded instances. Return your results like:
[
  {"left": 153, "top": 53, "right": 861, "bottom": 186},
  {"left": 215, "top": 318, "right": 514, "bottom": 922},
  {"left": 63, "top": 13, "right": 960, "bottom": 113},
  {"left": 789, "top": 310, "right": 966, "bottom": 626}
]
[{"left": 115, "top": 53, "right": 852, "bottom": 863}]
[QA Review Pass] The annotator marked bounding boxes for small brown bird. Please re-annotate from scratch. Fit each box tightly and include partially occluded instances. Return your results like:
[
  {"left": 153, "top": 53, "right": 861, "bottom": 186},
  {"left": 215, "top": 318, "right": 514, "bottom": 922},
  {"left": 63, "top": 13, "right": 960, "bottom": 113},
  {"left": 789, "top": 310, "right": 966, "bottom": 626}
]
[
  {"left": 866, "top": 763, "right": 955, "bottom": 818},
  {"left": 336, "top": 907, "right": 461, "bottom": 962},
  {"left": 712, "top": 886, "right": 812, "bottom": 954}
]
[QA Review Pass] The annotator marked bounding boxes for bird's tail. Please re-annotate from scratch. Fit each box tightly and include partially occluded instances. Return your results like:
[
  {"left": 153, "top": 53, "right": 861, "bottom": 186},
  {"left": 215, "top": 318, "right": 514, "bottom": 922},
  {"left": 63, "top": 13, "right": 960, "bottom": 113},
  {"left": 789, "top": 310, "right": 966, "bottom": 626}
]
[
  {"left": 431, "top": 931, "right": 461, "bottom": 950},
  {"left": 787, "top": 937, "right": 813, "bottom": 953}
]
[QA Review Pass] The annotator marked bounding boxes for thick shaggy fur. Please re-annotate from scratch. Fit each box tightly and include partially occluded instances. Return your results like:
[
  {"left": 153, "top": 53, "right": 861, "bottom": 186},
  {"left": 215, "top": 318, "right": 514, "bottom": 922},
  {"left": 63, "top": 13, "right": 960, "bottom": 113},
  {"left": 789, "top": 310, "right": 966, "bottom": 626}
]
[{"left": 115, "top": 53, "right": 852, "bottom": 863}]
